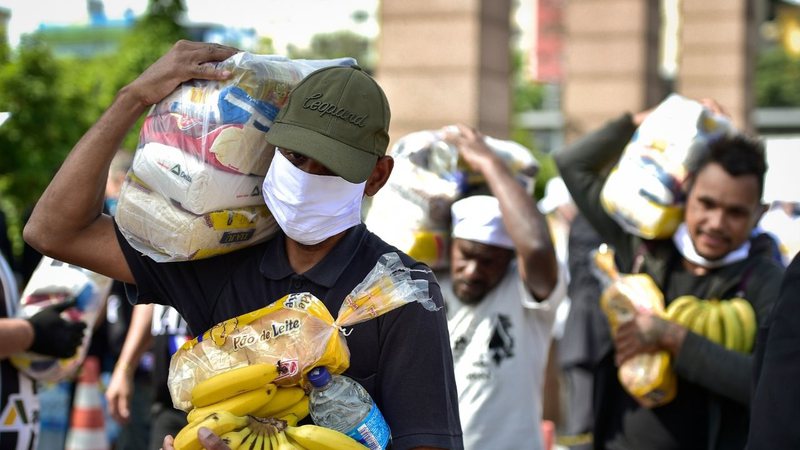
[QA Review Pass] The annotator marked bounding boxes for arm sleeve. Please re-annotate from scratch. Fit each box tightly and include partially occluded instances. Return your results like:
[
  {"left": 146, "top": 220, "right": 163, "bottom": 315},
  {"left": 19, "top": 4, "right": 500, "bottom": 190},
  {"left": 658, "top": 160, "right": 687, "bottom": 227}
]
[
  {"left": 674, "top": 261, "right": 784, "bottom": 405},
  {"left": 553, "top": 114, "right": 638, "bottom": 260},
  {"left": 376, "top": 267, "right": 464, "bottom": 450}
]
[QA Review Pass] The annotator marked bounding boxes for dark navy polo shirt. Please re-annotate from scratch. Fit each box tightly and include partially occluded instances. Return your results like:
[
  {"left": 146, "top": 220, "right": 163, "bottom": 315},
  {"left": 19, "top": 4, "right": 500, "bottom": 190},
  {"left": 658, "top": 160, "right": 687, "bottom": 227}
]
[{"left": 115, "top": 223, "right": 463, "bottom": 450}]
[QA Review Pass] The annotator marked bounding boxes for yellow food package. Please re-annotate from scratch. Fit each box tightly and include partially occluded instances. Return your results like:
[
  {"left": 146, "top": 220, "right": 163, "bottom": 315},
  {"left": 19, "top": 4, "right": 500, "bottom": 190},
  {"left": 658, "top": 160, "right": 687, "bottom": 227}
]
[
  {"left": 595, "top": 246, "right": 677, "bottom": 408},
  {"left": 168, "top": 252, "right": 439, "bottom": 412}
]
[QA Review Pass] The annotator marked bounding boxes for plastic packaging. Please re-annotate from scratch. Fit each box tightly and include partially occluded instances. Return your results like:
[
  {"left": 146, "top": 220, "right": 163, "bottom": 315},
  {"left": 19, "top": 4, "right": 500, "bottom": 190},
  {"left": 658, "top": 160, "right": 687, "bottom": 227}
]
[
  {"left": 167, "top": 252, "right": 438, "bottom": 411},
  {"left": 308, "top": 366, "right": 390, "bottom": 450},
  {"left": 601, "top": 94, "right": 732, "bottom": 239},
  {"left": 116, "top": 52, "right": 356, "bottom": 262},
  {"left": 593, "top": 245, "right": 676, "bottom": 408},
  {"left": 364, "top": 127, "right": 538, "bottom": 269},
  {"left": 10, "top": 257, "right": 112, "bottom": 382}
]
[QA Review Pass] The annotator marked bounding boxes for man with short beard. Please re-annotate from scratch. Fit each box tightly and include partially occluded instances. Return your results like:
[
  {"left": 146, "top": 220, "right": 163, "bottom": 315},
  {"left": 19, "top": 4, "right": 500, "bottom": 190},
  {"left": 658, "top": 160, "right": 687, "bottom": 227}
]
[
  {"left": 439, "top": 125, "right": 566, "bottom": 450},
  {"left": 555, "top": 102, "right": 784, "bottom": 450}
]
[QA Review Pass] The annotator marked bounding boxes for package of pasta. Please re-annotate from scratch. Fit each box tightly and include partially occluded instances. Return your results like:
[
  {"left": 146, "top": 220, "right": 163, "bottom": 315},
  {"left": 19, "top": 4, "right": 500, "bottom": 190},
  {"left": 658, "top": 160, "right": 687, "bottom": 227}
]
[
  {"left": 10, "top": 257, "right": 113, "bottom": 382},
  {"left": 167, "top": 252, "right": 439, "bottom": 412},
  {"left": 601, "top": 94, "right": 732, "bottom": 239},
  {"left": 118, "top": 52, "right": 356, "bottom": 261},
  {"left": 593, "top": 245, "right": 676, "bottom": 408}
]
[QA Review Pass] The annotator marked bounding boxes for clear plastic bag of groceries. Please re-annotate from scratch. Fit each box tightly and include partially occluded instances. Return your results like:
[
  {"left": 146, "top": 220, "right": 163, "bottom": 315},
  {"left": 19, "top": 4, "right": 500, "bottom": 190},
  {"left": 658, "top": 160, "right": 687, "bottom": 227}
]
[
  {"left": 116, "top": 52, "right": 356, "bottom": 262},
  {"left": 167, "top": 252, "right": 439, "bottom": 412},
  {"left": 593, "top": 245, "right": 676, "bottom": 408},
  {"left": 601, "top": 94, "right": 732, "bottom": 239},
  {"left": 10, "top": 257, "right": 112, "bottom": 382},
  {"left": 364, "top": 127, "right": 538, "bottom": 269}
]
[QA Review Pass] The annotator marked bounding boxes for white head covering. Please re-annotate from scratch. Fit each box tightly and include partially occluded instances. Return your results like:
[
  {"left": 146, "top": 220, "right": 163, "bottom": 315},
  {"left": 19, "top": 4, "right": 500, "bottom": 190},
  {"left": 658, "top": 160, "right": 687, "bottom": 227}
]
[
  {"left": 451, "top": 195, "right": 515, "bottom": 250},
  {"left": 538, "top": 176, "right": 572, "bottom": 214}
]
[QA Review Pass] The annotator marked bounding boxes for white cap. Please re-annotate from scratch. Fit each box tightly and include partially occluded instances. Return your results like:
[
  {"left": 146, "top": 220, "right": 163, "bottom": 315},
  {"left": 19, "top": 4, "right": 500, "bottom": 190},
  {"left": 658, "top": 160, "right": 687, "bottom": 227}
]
[
  {"left": 451, "top": 195, "right": 515, "bottom": 250},
  {"left": 538, "top": 176, "right": 572, "bottom": 214}
]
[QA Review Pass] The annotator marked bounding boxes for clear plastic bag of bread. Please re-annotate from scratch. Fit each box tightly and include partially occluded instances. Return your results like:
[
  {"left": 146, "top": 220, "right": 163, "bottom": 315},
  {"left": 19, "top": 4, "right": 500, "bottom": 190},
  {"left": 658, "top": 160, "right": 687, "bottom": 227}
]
[
  {"left": 10, "top": 257, "right": 113, "bottom": 382},
  {"left": 115, "top": 52, "right": 356, "bottom": 262},
  {"left": 593, "top": 244, "right": 677, "bottom": 408},
  {"left": 167, "top": 252, "right": 439, "bottom": 412}
]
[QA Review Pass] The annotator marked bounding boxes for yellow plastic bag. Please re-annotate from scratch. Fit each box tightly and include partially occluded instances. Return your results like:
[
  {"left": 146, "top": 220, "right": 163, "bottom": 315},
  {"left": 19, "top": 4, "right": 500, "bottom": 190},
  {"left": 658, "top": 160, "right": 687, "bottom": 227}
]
[
  {"left": 594, "top": 246, "right": 677, "bottom": 408},
  {"left": 167, "top": 252, "right": 438, "bottom": 412}
]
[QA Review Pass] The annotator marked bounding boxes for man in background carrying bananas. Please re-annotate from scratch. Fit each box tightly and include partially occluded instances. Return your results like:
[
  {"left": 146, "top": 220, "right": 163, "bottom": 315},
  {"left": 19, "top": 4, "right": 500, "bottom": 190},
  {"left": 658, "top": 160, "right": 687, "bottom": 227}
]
[
  {"left": 554, "top": 101, "right": 784, "bottom": 449},
  {"left": 23, "top": 41, "right": 463, "bottom": 450},
  {"left": 438, "top": 125, "right": 566, "bottom": 450}
]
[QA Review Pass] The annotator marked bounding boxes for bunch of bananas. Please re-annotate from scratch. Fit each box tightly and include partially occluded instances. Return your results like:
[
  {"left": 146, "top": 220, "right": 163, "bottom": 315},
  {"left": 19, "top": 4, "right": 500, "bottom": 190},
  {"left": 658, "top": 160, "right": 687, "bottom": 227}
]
[
  {"left": 665, "top": 296, "right": 757, "bottom": 353},
  {"left": 175, "top": 412, "right": 367, "bottom": 450},
  {"left": 173, "top": 363, "right": 366, "bottom": 449}
]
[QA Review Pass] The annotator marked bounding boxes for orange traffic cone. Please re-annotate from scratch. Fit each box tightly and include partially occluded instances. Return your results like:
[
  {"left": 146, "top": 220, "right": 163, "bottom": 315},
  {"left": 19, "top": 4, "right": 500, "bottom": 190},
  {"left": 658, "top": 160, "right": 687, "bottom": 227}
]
[{"left": 65, "top": 356, "right": 109, "bottom": 450}]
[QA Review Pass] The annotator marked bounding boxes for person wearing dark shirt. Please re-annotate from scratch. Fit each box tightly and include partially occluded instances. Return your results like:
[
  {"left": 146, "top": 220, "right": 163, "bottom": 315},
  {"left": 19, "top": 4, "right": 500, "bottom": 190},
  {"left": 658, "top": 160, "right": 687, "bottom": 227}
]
[
  {"left": 554, "top": 101, "right": 784, "bottom": 449},
  {"left": 23, "top": 40, "right": 462, "bottom": 450}
]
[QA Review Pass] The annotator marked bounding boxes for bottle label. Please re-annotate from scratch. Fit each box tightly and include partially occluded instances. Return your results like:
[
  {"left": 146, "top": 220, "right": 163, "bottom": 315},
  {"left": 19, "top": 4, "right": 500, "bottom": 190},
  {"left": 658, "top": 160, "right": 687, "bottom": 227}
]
[{"left": 345, "top": 403, "right": 391, "bottom": 450}]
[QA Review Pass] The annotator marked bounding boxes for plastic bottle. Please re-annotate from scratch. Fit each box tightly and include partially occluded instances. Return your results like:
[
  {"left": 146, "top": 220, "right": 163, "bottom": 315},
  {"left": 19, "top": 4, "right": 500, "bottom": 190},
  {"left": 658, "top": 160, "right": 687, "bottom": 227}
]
[{"left": 307, "top": 366, "right": 391, "bottom": 450}]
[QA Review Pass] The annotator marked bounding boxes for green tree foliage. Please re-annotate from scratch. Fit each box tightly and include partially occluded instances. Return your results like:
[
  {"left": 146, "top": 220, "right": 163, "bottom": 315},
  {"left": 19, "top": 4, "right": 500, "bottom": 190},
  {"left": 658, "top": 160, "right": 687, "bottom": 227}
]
[
  {"left": 0, "top": 0, "right": 188, "bottom": 256},
  {"left": 755, "top": 46, "right": 800, "bottom": 107},
  {"left": 287, "top": 30, "right": 373, "bottom": 72}
]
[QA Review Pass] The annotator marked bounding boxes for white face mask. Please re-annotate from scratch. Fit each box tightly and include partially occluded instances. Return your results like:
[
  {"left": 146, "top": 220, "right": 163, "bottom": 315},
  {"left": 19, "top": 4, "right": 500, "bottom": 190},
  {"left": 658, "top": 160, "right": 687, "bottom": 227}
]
[{"left": 262, "top": 150, "right": 366, "bottom": 245}]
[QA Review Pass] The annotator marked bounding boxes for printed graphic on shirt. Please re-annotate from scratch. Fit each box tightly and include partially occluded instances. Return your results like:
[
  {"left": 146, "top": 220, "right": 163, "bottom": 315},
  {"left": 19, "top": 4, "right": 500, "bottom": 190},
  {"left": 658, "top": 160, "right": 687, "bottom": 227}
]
[
  {"left": 453, "top": 313, "right": 515, "bottom": 380},
  {"left": 0, "top": 393, "right": 38, "bottom": 450}
]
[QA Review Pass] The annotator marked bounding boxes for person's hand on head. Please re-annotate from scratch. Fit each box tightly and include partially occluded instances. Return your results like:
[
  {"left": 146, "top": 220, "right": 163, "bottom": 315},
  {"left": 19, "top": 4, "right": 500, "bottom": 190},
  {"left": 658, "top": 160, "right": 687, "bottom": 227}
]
[
  {"left": 444, "top": 124, "right": 497, "bottom": 173},
  {"left": 127, "top": 40, "right": 239, "bottom": 108},
  {"left": 25, "top": 297, "right": 87, "bottom": 359},
  {"left": 698, "top": 97, "right": 730, "bottom": 118}
]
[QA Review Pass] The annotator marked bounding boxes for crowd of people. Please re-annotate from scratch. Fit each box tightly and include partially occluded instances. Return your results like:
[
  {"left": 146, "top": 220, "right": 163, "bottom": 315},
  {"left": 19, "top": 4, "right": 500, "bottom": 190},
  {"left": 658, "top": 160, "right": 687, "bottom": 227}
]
[{"left": 0, "top": 39, "right": 796, "bottom": 450}]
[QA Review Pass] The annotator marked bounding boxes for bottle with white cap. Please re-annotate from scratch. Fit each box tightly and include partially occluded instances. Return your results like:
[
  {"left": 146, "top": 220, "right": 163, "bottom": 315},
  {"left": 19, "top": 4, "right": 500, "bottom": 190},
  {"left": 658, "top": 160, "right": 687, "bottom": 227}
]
[{"left": 307, "top": 366, "right": 391, "bottom": 450}]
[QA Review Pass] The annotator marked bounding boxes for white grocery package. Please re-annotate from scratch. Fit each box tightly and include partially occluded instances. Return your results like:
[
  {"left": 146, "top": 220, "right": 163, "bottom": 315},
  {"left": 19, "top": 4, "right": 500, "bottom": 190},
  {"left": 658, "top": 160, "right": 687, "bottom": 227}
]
[
  {"left": 365, "top": 128, "right": 537, "bottom": 269},
  {"left": 118, "top": 52, "right": 356, "bottom": 261},
  {"left": 601, "top": 94, "right": 733, "bottom": 239},
  {"left": 10, "top": 257, "right": 112, "bottom": 382},
  {"left": 116, "top": 175, "right": 279, "bottom": 262}
]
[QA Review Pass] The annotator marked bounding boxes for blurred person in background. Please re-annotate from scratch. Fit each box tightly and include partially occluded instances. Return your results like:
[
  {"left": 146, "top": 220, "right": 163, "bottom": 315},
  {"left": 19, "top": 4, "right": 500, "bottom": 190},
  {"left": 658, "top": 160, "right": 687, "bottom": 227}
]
[
  {"left": 757, "top": 200, "right": 800, "bottom": 266},
  {"left": 0, "top": 249, "right": 86, "bottom": 450},
  {"left": 748, "top": 251, "right": 800, "bottom": 448},
  {"left": 106, "top": 303, "right": 189, "bottom": 450},
  {"left": 554, "top": 100, "right": 784, "bottom": 449},
  {"left": 440, "top": 125, "right": 565, "bottom": 450}
]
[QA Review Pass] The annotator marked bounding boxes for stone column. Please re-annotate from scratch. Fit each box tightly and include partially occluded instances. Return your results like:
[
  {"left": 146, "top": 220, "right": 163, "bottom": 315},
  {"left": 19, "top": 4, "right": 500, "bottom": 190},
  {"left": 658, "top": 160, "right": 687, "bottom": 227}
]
[
  {"left": 377, "top": 0, "right": 512, "bottom": 145},
  {"left": 676, "top": 1, "right": 756, "bottom": 131},
  {"left": 562, "top": 0, "right": 662, "bottom": 141}
]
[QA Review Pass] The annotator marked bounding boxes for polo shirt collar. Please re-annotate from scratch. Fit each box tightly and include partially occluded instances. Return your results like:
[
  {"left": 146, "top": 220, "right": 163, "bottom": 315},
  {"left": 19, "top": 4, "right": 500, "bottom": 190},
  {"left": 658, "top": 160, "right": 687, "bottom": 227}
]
[{"left": 260, "top": 224, "right": 366, "bottom": 288}]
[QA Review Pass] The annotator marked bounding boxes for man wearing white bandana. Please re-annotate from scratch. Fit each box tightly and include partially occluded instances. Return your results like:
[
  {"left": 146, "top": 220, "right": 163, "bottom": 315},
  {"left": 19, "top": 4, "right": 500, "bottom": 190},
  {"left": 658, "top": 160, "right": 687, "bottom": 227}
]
[
  {"left": 24, "top": 41, "right": 462, "bottom": 450},
  {"left": 555, "top": 101, "right": 784, "bottom": 450},
  {"left": 438, "top": 125, "right": 566, "bottom": 450}
]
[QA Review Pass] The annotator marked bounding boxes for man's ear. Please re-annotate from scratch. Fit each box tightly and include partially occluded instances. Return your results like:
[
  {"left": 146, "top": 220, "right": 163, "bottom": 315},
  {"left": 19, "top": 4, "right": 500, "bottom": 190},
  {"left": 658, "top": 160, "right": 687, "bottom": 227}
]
[{"left": 364, "top": 156, "right": 393, "bottom": 197}]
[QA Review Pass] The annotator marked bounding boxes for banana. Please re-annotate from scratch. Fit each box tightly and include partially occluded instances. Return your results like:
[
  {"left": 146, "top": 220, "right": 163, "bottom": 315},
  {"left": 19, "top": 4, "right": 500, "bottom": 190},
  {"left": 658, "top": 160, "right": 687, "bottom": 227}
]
[
  {"left": 268, "top": 431, "right": 280, "bottom": 450},
  {"left": 275, "top": 431, "right": 303, "bottom": 450},
  {"left": 221, "top": 427, "right": 255, "bottom": 449},
  {"left": 173, "top": 411, "right": 249, "bottom": 450},
  {"left": 718, "top": 300, "right": 744, "bottom": 352},
  {"left": 730, "top": 298, "right": 757, "bottom": 353},
  {"left": 686, "top": 301, "right": 710, "bottom": 335},
  {"left": 704, "top": 301, "right": 725, "bottom": 345},
  {"left": 188, "top": 384, "right": 278, "bottom": 422},
  {"left": 254, "top": 387, "right": 307, "bottom": 418},
  {"left": 665, "top": 295, "right": 699, "bottom": 322},
  {"left": 192, "top": 363, "right": 280, "bottom": 408},
  {"left": 239, "top": 429, "right": 260, "bottom": 450},
  {"left": 272, "top": 396, "right": 310, "bottom": 422},
  {"left": 285, "top": 425, "right": 368, "bottom": 450},
  {"left": 255, "top": 431, "right": 269, "bottom": 450}
]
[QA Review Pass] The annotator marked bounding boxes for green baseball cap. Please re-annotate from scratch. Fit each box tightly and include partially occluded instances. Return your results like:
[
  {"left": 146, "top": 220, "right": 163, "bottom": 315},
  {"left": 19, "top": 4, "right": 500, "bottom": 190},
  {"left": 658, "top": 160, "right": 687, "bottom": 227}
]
[{"left": 265, "top": 65, "right": 391, "bottom": 183}]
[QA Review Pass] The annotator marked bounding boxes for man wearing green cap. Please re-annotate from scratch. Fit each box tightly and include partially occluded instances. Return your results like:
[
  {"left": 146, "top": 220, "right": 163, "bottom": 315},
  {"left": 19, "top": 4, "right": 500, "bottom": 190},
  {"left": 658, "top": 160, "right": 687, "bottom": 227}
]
[{"left": 25, "top": 41, "right": 463, "bottom": 450}]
